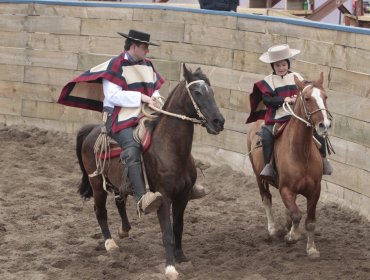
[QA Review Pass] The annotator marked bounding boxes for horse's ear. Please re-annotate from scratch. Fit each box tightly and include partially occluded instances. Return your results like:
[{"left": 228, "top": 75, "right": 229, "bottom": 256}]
[
  {"left": 318, "top": 72, "right": 324, "bottom": 86},
  {"left": 294, "top": 75, "right": 305, "bottom": 91},
  {"left": 182, "top": 63, "right": 192, "bottom": 80}
]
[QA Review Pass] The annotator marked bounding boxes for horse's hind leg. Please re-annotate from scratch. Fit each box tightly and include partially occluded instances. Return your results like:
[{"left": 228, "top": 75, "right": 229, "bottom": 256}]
[
  {"left": 114, "top": 195, "right": 131, "bottom": 239},
  {"left": 280, "top": 187, "right": 302, "bottom": 244},
  {"left": 305, "top": 187, "right": 321, "bottom": 258},
  {"left": 257, "top": 179, "right": 277, "bottom": 236},
  {"left": 91, "top": 177, "right": 119, "bottom": 253},
  {"left": 172, "top": 197, "right": 189, "bottom": 263}
]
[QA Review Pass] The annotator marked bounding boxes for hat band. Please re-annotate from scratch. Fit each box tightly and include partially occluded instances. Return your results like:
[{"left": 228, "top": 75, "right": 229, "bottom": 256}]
[{"left": 128, "top": 36, "right": 149, "bottom": 44}]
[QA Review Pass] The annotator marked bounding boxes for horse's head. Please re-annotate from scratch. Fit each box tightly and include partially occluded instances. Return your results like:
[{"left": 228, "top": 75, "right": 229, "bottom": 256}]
[
  {"left": 294, "top": 73, "right": 332, "bottom": 136},
  {"left": 182, "top": 64, "right": 225, "bottom": 134}
]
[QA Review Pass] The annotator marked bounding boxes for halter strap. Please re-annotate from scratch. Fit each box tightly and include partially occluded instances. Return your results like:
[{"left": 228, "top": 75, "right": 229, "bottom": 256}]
[
  {"left": 185, "top": 80, "right": 206, "bottom": 124},
  {"left": 144, "top": 79, "right": 208, "bottom": 125},
  {"left": 283, "top": 84, "right": 331, "bottom": 127}
]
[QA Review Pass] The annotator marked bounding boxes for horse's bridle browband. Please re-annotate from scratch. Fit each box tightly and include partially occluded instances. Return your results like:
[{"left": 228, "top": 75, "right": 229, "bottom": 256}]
[{"left": 283, "top": 84, "right": 332, "bottom": 127}]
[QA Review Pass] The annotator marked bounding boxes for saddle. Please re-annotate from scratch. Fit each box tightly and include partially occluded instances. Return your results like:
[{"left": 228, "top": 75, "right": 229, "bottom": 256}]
[
  {"left": 98, "top": 117, "right": 154, "bottom": 160},
  {"left": 256, "top": 122, "right": 287, "bottom": 144}
]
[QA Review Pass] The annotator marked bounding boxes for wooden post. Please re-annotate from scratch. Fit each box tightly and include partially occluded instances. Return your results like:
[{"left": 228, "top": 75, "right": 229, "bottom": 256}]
[{"left": 355, "top": 0, "right": 364, "bottom": 16}]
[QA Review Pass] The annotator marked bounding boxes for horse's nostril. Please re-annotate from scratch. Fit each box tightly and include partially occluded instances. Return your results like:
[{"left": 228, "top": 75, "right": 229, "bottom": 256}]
[
  {"left": 213, "top": 119, "right": 222, "bottom": 125},
  {"left": 319, "top": 123, "right": 324, "bottom": 129},
  {"left": 214, "top": 118, "right": 224, "bottom": 127}
]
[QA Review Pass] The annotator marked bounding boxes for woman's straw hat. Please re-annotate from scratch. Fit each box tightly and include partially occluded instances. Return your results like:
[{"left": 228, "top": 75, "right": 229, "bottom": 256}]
[{"left": 259, "top": 44, "right": 300, "bottom": 63}]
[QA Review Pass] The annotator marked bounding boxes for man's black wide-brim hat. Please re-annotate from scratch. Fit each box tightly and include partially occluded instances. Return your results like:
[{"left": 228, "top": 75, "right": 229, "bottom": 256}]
[{"left": 117, "top": 29, "right": 159, "bottom": 46}]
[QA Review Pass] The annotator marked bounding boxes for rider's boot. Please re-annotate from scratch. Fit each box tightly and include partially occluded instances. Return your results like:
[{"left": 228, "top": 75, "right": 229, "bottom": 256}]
[
  {"left": 322, "top": 158, "right": 333, "bottom": 175},
  {"left": 260, "top": 163, "right": 275, "bottom": 180},
  {"left": 122, "top": 147, "right": 163, "bottom": 215},
  {"left": 189, "top": 184, "right": 207, "bottom": 200},
  {"left": 316, "top": 133, "right": 333, "bottom": 176},
  {"left": 260, "top": 126, "right": 276, "bottom": 181}
]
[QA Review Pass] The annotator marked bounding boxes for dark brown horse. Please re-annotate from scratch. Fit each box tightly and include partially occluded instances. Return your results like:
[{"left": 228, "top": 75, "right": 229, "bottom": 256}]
[
  {"left": 76, "top": 64, "right": 224, "bottom": 279},
  {"left": 247, "top": 73, "right": 331, "bottom": 258}
]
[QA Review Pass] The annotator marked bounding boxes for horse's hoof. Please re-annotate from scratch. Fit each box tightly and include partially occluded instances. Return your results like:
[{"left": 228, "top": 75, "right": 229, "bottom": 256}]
[
  {"left": 105, "top": 238, "right": 119, "bottom": 253},
  {"left": 268, "top": 226, "right": 278, "bottom": 237},
  {"left": 284, "top": 234, "right": 299, "bottom": 244},
  {"left": 307, "top": 248, "right": 320, "bottom": 258},
  {"left": 165, "top": 265, "right": 179, "bottom": 280},
  {"left": 118, "top": 228, "right": 129, "bottom": 239},
  {"left": 174, "top": 251, "right": 189, "bottom": 263}
]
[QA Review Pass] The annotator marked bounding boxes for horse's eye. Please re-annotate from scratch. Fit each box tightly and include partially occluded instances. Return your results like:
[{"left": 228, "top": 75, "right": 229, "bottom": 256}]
[
  {"left": 305, "top": 97, "right": 310, "bottom": 102},
  {"left": 193, "top": 90, "right": 203, "bottom": 96}
]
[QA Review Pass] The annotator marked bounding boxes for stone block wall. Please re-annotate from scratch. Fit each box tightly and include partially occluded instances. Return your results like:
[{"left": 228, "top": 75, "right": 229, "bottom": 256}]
[{"left": 0, "top": 1, "right": 369, "bottom": 219}]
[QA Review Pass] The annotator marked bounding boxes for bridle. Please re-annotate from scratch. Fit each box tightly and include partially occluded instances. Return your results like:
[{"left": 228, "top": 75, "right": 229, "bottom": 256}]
[
  {"left": 147, "top": 79, "right": 207, "bottom": 125},
  {"left": 185, "top": 80, "right": 207, "bottom": 124},
  {"left": 283, "top": 84, "right": 332, "bottom": 127}
]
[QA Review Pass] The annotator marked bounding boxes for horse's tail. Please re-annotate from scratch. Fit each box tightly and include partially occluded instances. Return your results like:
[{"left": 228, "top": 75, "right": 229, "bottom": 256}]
[{"left": 76, "top": 124, "right": 96, "bottom": 199}]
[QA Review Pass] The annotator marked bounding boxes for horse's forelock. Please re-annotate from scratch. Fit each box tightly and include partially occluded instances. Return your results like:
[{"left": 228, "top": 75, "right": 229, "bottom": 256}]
[{"left": 193, "top": 69, "right": 211, "bottom": 85}]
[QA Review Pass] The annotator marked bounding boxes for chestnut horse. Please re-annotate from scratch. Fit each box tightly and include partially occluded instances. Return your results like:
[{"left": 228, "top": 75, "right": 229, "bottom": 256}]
[
  {"left": 247, "top": 73, "right": 331, "bottom": 258},
  {"left": 76, "top": 64, "right": 224, "bottom": 279}
]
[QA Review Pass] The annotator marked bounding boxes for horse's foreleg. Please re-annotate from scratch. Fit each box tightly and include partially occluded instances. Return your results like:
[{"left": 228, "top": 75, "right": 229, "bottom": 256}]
[
  {"left": 115, "top": 195, "right": 131, "bottom": 239},
  {"left": 280, "top": 187, "right": 302, "bottom": 244},
  {"left": 172, "top": 197, "right": 189, "bottom": 263},
  {"left": 305, "top": 188, "right": 321, "bottom": 258},
  {"left": 157, "top": 199, "right": 179, "bottom": 280},
  {"left": 91, "top": 178, "right": 119, "bottom": 253}
]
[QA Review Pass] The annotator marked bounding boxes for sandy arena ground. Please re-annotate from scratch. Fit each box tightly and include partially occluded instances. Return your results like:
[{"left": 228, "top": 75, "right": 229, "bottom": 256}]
[{"left": 0, "top": 124, "right": 369, "bottom": 280}]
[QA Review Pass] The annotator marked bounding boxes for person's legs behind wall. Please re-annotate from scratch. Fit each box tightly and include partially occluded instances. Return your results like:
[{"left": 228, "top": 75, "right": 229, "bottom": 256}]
[
  {"left": 110, "top": 124, "right": 162, "bottom": 215},
  {"left": 260, "top": 125, "right": 275, "bottom": 180}
]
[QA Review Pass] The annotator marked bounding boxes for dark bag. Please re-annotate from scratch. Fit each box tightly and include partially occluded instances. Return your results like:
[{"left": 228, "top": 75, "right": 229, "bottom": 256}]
[{"left": 199, "top": 0, "right": 239, "bottom": 12}]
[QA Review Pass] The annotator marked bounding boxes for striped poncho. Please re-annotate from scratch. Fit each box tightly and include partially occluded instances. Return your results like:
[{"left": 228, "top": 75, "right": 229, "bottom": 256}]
[
  {"left": 57, "top": 52, "right": 164, "bottom": 132},
  {"left": 246, "top": 72, "right": 303, "bottom": 125}
]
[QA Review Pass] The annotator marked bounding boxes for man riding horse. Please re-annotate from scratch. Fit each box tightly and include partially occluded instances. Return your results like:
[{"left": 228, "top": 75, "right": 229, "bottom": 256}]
[{"left": 58, "top": 29, "right": 206, "bottom": 215}]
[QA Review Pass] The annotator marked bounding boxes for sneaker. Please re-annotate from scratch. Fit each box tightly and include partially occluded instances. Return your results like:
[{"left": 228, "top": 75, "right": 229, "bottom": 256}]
[
  {"left": 323, "top": 158, "right": 333, "bottom": 175},
  {"left": 260, "top": 163, "right": 275, "bottom": 182},
  {"left": 138, "top": 192, "right": 163, "bottom": 214},
  {"left": 189, "top": 184, "right": 207, "bottom": 200}
]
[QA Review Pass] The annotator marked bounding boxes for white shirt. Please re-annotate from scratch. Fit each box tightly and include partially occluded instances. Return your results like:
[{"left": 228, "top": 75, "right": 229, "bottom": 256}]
[{"left": 103, "top": 80, "right": 161, "bottom": 109}]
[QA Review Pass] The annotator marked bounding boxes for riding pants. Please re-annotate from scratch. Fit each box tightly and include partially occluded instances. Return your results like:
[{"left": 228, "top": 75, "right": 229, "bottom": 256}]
[
  {"left": 261, "top": 125, "right": 274, "bottom": 165},
  {"left": 105, "top": 114, "right": 145, "bottom": 201}
]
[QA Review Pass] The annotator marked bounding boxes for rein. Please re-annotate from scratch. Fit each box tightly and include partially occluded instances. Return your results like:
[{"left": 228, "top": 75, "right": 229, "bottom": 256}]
[
  {"left": 146, "top": 79, "right": 207, "bottom": 125},
  {"left": 282, "top": 84, "right": 331, "bottom": 127}
]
